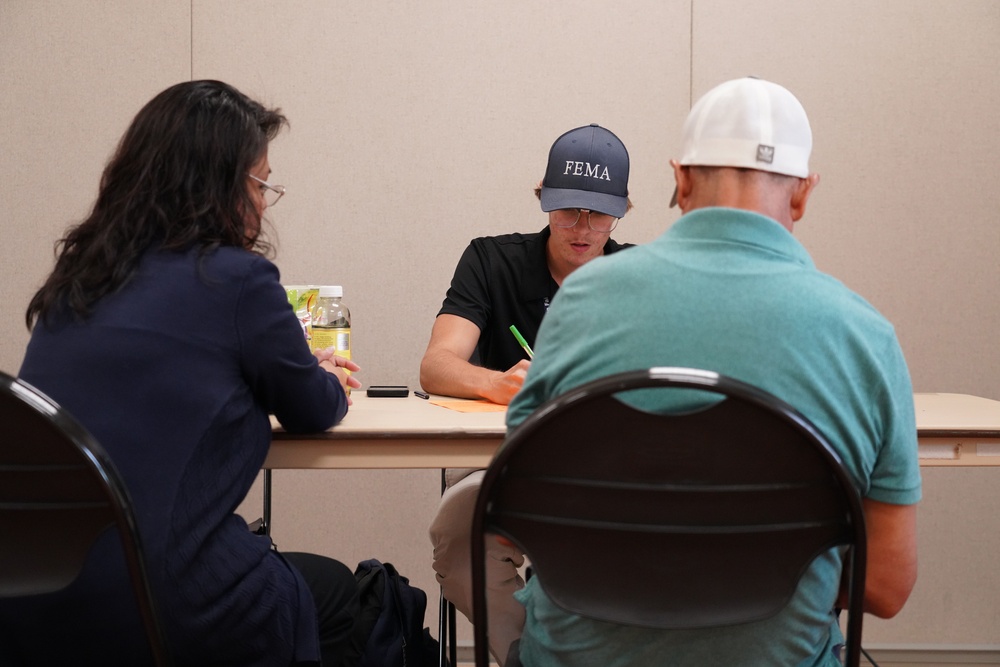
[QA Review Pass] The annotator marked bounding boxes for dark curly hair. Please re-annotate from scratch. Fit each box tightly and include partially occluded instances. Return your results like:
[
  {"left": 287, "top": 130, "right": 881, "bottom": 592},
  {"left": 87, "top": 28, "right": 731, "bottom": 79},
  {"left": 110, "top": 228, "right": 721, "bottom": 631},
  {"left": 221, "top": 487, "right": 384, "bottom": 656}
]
[{"left": 26, "top": 80, "right": 288, "bottom": 329}]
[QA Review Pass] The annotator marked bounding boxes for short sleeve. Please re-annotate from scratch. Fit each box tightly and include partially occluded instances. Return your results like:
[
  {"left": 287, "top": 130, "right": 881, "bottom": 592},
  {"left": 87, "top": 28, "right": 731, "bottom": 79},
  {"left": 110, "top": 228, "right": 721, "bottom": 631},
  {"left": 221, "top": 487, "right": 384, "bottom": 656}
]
[
  {"left": 867, "top": 338, "right": 922, "bottom": 505},
  {"left": 438, "top": 241, "right": 491, "bottom": 332}
]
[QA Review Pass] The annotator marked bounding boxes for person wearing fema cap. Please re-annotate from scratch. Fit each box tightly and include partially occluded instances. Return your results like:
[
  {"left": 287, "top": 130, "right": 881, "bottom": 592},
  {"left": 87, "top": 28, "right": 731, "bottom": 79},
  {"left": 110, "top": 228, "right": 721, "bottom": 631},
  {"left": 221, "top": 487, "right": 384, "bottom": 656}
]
[
  {"left": 422, "top": 124, "right": 635, "bottom": 664},
  {"left": 505, "top": 78, "right": 920, "bottom": 666},
  {"left": 420, "top": 123, "right": 633, "bottom": 406}
]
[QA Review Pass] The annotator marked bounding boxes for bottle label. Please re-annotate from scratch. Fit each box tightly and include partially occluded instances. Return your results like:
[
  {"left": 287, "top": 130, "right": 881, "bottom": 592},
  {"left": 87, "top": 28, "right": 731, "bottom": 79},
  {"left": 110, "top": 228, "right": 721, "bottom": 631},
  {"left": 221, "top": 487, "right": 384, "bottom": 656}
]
[
  {"left": 311, "top": 327, "right": 351, "bottom": 372},
  {"left": 335, "top": 330, "right": 350, "bottom": 353},
  {"left": 284, "top": 285, "right": 318, "bottom": 343}
]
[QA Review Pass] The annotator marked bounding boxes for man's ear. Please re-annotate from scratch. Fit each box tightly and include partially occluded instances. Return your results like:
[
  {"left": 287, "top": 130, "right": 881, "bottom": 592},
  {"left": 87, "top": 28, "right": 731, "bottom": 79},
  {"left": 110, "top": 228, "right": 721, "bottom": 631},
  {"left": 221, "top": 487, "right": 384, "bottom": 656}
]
[
  {"left": 790, "top": 173, "right": 820, "bottom": 222},
  {"left": 670, "top": 160, "right": 692, "bottom": 211}
]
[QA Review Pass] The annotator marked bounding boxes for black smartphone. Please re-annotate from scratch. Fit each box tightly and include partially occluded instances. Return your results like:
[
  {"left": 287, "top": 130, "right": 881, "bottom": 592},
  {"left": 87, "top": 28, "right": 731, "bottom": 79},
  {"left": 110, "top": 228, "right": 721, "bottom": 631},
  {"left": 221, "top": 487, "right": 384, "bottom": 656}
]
[{"left": 366, "top": 385, "right": 410, "bottom": 398}]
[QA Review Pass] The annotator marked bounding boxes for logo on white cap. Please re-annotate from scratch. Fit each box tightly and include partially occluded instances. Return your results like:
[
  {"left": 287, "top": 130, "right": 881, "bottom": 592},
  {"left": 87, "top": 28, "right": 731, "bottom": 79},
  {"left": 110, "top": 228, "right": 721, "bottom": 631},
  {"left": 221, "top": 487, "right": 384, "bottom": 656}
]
[{"left": 756, "top": 145, "right": 775, "bottom": 164}]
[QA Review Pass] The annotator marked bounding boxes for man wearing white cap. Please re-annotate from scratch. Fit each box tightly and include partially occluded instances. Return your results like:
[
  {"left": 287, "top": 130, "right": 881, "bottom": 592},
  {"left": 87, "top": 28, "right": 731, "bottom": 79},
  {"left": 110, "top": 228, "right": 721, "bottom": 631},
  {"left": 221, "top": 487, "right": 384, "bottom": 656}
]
[{"left": 506, "top": 77, "right": 920, "bottom": 666}]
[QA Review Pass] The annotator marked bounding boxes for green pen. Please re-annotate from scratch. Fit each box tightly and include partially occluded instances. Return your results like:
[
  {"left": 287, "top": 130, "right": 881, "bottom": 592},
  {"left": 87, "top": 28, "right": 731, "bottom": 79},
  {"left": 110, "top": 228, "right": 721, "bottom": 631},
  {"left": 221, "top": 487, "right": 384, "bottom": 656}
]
[{"left": 509, "top": 324, "right": 534, "bottom": 359}]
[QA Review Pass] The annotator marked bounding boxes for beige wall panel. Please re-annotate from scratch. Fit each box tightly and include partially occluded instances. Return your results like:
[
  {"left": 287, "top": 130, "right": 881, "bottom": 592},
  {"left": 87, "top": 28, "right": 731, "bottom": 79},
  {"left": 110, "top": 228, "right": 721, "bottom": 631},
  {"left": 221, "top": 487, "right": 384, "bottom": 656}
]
[
  {"left": 205, "top": 0, "right": 690, "bottom": 641},
  {"left": 4, "top": 0, "right": 998, "bottom": 654},
  {"left": 191, "top": 1, "right": 690, "bottom": 390},
  {"left": 0, "top": 1, "right": 191, "bottom": 375},
  {"left": 691, "top": 0, "right": 1000, "bottom": 648},
  {"left": 875, "top": 469, "right": 1000, "bottom": 647},
  {"left": 691, "top": 0, "right": 1000, "bottom": 402}
]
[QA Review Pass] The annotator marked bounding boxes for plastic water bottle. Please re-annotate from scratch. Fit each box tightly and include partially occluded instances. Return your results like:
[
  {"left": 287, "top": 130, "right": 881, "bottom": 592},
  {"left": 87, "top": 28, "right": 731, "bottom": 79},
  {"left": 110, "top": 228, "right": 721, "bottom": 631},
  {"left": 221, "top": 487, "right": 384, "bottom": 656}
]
[{"left": 311, "top": 286, "right": 352, "bottom": 376}]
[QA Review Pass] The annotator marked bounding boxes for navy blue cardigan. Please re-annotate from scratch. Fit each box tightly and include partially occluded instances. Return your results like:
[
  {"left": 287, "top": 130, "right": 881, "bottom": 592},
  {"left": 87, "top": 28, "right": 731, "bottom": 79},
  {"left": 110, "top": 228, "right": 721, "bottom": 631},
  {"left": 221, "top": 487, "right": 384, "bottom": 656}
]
[{"left": 6, "top": 245, "right": 348, "bottom": 665}]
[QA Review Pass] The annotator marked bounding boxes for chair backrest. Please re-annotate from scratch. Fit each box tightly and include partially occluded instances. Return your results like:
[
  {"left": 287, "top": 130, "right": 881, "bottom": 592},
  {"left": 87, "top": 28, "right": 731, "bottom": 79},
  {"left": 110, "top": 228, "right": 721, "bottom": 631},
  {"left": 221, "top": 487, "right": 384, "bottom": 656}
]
[
  {"left": 471, "top": 367, "right": 866, "bottom": 667},
  {"left": 0, "top": 371, "right": 171, "bottom": 665}
]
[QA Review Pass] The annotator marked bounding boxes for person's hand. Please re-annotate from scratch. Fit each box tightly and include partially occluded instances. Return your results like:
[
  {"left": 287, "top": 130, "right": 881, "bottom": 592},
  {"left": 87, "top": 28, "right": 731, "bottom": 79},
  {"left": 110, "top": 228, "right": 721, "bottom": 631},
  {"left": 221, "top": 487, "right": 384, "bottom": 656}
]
[
  {"left": 315, "top": 347, "right": 362, "bottom": 405},
  {"left": 482, "top": 359, "right": 530, "bottom": 405}
]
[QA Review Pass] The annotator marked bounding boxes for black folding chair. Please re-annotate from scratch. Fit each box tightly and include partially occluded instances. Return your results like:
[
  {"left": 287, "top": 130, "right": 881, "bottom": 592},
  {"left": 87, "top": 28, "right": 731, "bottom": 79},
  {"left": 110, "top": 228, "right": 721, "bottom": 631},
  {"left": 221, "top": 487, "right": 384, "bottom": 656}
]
[
  {"left": 0, "top": 371, "right": 171, "bottom": 665},
  {"left": 471, "top": 367, "right": 867, "bottom": 667}
]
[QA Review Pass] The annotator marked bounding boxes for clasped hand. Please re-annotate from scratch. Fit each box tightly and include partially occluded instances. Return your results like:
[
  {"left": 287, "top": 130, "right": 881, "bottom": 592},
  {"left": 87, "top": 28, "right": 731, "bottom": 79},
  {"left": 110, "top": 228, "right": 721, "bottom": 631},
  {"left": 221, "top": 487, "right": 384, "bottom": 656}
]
[{"left": 314, "top": 347, "right": 362, "bottom": 404}]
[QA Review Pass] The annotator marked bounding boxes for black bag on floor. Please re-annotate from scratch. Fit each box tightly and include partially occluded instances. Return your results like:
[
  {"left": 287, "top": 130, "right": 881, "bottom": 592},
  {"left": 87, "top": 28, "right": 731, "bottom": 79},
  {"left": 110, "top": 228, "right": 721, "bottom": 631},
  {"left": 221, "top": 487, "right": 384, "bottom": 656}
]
[{"left": 345, "top": 558, "right": 441, "bottom": 667}]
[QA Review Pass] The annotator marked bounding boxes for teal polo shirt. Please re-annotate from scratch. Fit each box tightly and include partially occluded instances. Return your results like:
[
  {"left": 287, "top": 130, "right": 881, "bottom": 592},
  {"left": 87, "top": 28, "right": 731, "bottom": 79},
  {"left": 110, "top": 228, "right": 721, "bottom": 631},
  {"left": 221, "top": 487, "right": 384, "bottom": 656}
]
[{"left": 507, "top": 207, "right": 921, "bottom": 667}]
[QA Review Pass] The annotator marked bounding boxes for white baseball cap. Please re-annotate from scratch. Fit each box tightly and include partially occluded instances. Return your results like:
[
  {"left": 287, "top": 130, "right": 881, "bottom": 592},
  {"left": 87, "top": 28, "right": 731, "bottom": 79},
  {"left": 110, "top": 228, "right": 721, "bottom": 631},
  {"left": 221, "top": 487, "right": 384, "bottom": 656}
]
[{"left": 671, "top": 77, "right": 812, "bottom": 206}]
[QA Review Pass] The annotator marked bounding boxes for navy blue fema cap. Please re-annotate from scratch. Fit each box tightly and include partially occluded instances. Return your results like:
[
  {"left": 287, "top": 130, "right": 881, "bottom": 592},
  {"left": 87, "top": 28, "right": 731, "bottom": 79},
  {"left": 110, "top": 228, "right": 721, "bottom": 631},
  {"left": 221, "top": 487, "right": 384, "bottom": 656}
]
[{"left": 540, "top": 124, "right": 630, "bottom": 219}]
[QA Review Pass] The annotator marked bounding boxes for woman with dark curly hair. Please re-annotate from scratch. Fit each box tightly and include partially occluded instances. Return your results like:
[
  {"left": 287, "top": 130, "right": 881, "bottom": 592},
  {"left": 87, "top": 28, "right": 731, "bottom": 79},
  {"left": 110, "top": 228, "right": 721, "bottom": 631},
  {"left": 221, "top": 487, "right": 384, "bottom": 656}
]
[{"left": 3, "top": 80, "right": 362, "bottom": 666}]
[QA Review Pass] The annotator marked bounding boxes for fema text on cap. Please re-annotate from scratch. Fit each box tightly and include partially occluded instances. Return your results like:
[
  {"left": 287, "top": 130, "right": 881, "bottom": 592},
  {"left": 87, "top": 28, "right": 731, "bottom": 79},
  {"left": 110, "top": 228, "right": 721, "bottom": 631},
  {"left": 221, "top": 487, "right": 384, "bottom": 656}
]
[{"left": 563, "top": 161, "right": 612, "bottom": 181}]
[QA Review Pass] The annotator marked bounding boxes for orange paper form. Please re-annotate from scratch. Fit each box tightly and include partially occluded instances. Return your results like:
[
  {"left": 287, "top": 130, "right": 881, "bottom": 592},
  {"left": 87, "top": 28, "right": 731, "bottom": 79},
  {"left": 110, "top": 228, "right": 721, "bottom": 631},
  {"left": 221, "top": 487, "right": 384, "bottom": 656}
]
[{"left": 429, "top": 399, "right": 507, "bottom": 413}]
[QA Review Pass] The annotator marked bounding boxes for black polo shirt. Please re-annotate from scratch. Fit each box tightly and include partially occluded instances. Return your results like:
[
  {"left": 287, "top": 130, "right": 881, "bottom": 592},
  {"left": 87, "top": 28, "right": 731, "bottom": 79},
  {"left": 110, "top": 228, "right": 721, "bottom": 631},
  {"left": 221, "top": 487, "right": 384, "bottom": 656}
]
[{"left": 438, "top": 226, "right": 632, "bottom": 371}]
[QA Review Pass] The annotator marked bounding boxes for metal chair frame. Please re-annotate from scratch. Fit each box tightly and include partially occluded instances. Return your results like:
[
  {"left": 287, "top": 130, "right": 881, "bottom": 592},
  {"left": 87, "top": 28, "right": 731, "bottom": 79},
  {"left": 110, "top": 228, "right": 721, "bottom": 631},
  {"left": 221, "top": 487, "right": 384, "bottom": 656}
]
[
  {"left": 0, "top": 371, "right": 171, "bottom": 665},
  {"left": 471, "top": 367, "right": 867, "bottom": 667}
]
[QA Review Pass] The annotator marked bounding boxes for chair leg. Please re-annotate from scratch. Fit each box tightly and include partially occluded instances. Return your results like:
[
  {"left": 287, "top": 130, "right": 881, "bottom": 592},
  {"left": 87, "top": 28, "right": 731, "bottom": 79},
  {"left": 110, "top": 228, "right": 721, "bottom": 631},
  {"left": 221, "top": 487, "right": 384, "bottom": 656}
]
[
  {"left": 438, "top": 590, "right": 449, "bottom": 667},
  {"left": 261, "top": 469, "right": 272, "bottom": 536},
  {"left": 448, "top": 600, "right": 457, "bottom": 666},
  {"left": 437, "top": 469, "right": 460, "bottom": 666},
  {"left": 436, "top": 592, "right": 459, "bottom": 667}
]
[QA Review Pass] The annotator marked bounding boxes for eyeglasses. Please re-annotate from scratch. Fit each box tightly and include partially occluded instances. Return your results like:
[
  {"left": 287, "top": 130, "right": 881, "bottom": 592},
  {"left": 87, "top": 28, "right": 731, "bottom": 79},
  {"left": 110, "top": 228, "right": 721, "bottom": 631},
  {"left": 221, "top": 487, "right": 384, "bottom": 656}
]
[
  {"left": 248, "top": 173, "right": 286, "bottom": 207},
  {"left": 550, "top": 208, "right": 618, "bottom": 233}
]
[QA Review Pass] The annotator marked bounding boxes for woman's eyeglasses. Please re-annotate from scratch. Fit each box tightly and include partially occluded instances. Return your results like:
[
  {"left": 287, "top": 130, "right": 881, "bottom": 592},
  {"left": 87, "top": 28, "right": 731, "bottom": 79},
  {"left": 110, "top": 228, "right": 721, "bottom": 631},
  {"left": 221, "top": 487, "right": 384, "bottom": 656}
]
[{"left": 248, "top": 174, "right": 286, "bottom": 207}]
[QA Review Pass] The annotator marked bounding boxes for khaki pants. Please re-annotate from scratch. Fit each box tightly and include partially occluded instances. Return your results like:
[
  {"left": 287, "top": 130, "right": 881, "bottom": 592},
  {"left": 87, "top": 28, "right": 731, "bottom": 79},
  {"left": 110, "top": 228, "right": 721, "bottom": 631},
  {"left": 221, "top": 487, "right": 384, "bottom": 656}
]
[{"left": 428, "top": 469, "right": 526, "bottom": 666}]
